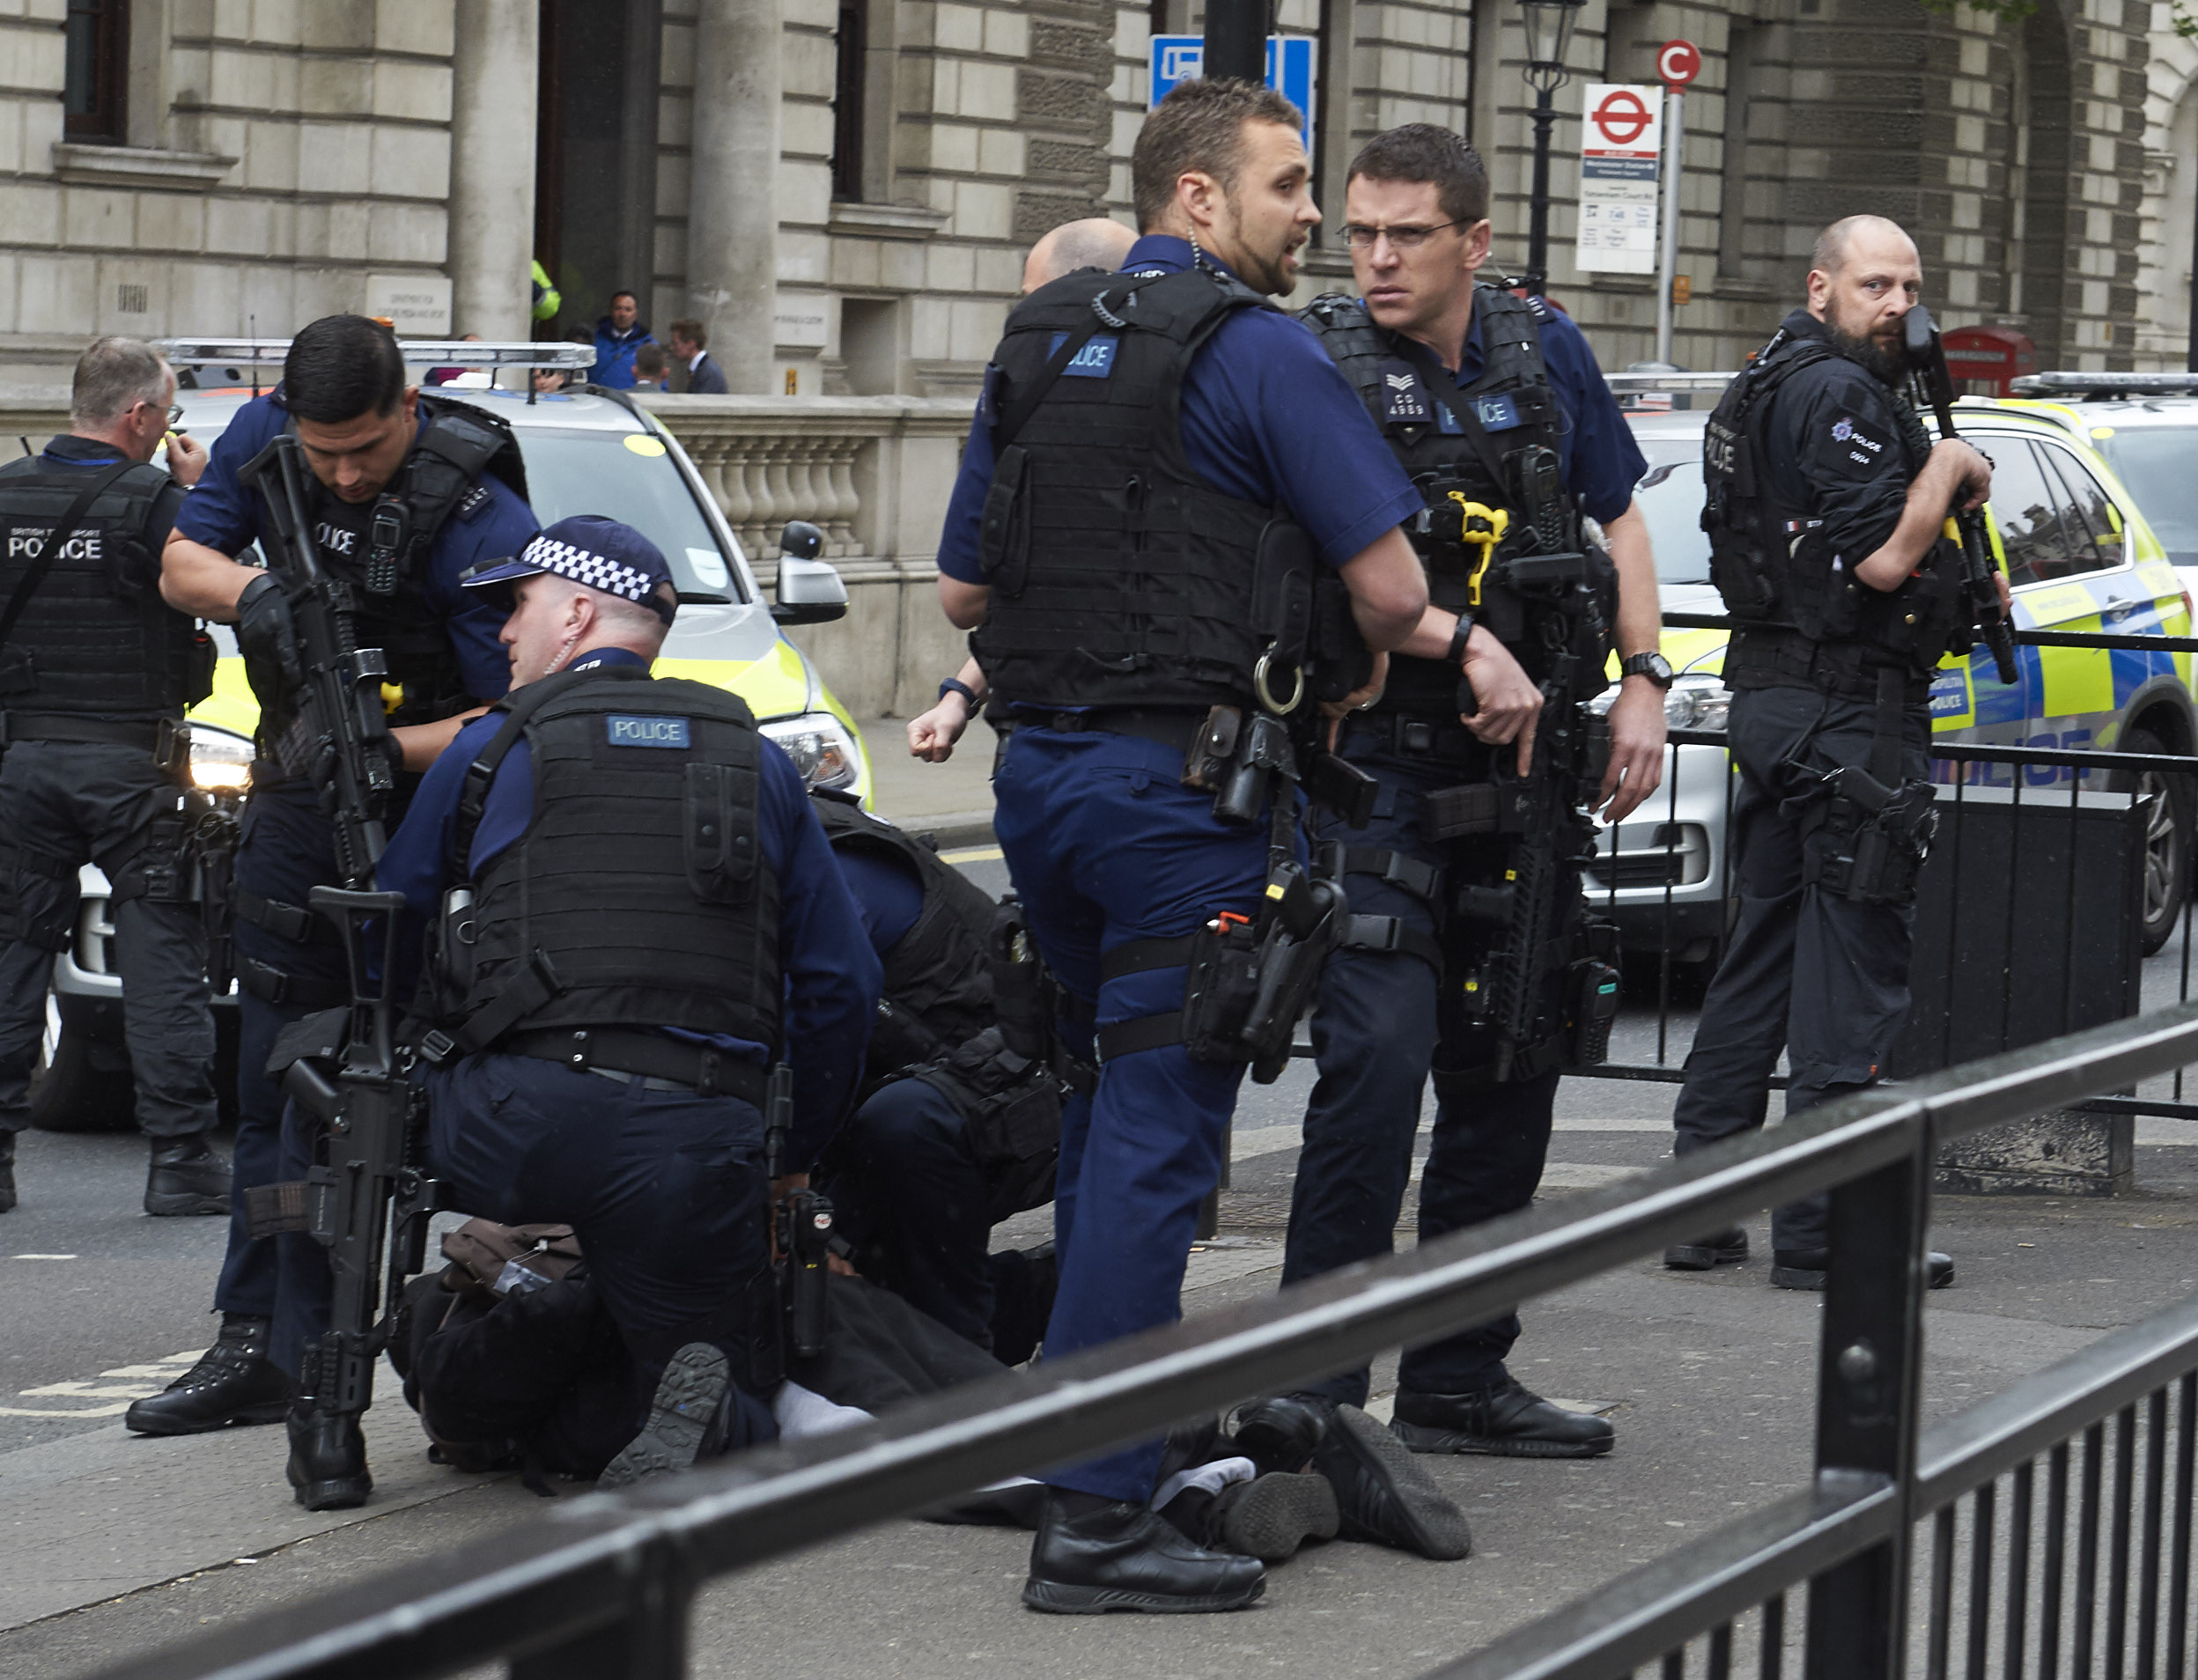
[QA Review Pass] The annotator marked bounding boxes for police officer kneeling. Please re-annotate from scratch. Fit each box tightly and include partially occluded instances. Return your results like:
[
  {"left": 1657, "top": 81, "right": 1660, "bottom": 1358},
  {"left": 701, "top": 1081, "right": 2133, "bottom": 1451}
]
[
  {"left": 367, "top": 516, "right": 880, "bottom": 1497},
  {"left": 1667, "top": 215, "right": 2002, "bottom": 1288},
  {"left": 0, "top": 336, "right": 225, "bottom": 1217}
]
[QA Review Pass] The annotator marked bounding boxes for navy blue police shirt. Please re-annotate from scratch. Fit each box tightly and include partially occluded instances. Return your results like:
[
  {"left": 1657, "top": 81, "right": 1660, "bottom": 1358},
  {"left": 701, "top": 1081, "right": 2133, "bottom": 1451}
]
[
  {"left": 1758, "top": 308, "right": 1921, "bottom": 567},
  {"left": 377, "top": 647, "right": 884, "bottom": 1163},
  {"left": 936, "top": 236, "right": 1424, "bottom": 587},
  {"left": 175, "top": 391, "right": 535, "bottom": 706}
]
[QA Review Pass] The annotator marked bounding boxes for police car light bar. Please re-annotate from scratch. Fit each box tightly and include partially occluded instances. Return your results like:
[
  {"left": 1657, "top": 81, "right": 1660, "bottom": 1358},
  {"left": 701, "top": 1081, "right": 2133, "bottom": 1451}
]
[
  {"left": 2010, "top": 372, "right": 2198, "bottom": 399},
  {"left": 1604, "top": 371, "right": 1738, "bottom": 395},
  {"left": 152, "top": 339, "right": 597, "bottom": 371}
]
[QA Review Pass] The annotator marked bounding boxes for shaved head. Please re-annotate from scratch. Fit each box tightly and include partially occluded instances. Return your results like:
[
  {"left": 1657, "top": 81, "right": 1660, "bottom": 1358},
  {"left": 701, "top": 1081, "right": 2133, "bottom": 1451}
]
[
  {"left": 1810, "top": 215, "right": 1916, "bottom": 284},
  {"left": 1806, "top": 216, "right": 1923, "bottom": 384},
  {"left": 1022, "top": 217, "right": 1138, "bottom": 294}
]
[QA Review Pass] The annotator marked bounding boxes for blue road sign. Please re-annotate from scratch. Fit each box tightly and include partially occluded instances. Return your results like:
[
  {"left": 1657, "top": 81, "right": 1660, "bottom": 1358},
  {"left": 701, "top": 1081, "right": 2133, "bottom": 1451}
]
[{"left": 1148, "top": 35, "right": 1317, "bottom": 153}]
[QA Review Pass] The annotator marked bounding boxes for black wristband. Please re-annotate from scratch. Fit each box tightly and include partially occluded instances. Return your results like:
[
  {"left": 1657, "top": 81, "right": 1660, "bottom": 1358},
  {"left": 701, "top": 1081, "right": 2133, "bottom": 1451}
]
[
  {"left": 1446, "top": 613, "right": 1475, "bottom": 668},
  {"left": 938, "top": 676, "right": 979, "bottom": 707}
]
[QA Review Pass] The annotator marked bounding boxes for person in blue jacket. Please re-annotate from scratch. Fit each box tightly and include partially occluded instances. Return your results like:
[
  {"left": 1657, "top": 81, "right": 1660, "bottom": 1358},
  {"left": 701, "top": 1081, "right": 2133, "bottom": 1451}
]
[
  {"left": 125, "top": 315, "right": 539, "bottom": 1448},
  {"left": 370, "top": 515, "right": 880, "bottom": 1498},
  {"left": 934, "top": 79, "right": 1455, "bottom": 1613},
  {"left": 590, "top": 292, "right": 655, "bottom": 390}
]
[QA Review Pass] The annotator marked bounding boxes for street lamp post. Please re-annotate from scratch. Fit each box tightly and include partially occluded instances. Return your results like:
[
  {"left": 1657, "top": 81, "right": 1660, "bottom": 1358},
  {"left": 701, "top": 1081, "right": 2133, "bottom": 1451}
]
[
  {"left": 1204, "top": 0, "right": 1269, "bottom": 84},
  {"left": 1516, "top": 0, "right": 1586, "bottom": 295}
]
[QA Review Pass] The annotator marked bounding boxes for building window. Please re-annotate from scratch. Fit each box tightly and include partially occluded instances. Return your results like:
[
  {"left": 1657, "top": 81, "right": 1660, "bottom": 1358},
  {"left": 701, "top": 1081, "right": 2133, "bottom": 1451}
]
[
  {"left": 1717, "top": 23, "right": 1757, "bottom": 276},
  {"left": 63, "top": 0, "right": 129, "bottom": 144},
  {"left": 831, "top": 0, "right": 867, "bottom": 203}
]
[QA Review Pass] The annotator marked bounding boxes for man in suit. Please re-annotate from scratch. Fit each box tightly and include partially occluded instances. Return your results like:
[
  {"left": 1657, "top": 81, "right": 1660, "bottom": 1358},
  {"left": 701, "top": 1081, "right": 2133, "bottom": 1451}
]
[{"left": 667, "top": 321, "right": 729, "bottom": 394}]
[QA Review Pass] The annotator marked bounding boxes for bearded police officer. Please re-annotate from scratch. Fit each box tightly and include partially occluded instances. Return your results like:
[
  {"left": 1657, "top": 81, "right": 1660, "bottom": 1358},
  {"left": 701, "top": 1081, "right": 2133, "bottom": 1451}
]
[
  {"left": 371, "top": 516, "right": 878, "bottom": 1499},
  {"left": 1666, "top": 216, "right": 2003, "bottom": 1289},
  {"left": 0, "top": 337, "right": 224, "bottom": 1217},
  {"left": 1230, "top": 126, "right": 1663, "bottom": 1472},
  {"left": 936, "top": 77, "right": 1446, "bottom": 1613},
  {"left": 125, "top": 316, "right": 539, "bottom": 1440}
]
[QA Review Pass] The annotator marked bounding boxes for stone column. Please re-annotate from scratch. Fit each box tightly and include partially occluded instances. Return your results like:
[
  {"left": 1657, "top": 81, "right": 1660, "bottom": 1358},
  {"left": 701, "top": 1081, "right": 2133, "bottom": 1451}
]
[
  {"left": 690, "top": 0, "right": 782, "bottom": 394},
  {"left": 448, "top": 0, "right": 540, "bottom": 341}
]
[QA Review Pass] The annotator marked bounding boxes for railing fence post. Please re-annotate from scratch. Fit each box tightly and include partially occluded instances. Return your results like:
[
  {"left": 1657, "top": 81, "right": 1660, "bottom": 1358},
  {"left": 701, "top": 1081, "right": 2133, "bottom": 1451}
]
[
  {"left": 1805, "top": 1115, "right": 1932, "bottom": 1680},
  {"left": 508, "top": 1536, "right": 695, "bottom": 1680}
]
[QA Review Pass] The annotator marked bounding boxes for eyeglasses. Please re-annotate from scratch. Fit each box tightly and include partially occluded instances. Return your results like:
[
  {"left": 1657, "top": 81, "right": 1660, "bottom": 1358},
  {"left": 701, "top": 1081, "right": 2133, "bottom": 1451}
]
[
  {"left": 137, "top": 402, "right": 185, "bottom": 425},
  {"left": 1339, "top": 222, "right": 1464, "bottom": 251}
]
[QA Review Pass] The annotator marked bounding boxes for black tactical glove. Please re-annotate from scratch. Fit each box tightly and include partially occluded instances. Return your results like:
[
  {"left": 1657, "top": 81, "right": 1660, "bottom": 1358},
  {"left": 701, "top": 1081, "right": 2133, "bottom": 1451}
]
[{"left": 235, "top": 571, "right": 302, "bottom": 690}]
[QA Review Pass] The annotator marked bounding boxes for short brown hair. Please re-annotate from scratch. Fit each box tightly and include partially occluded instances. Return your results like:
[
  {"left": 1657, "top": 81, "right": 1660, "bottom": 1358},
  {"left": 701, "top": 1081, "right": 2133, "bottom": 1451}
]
[
  {"left": 634, "top": 344, "right": 668, "bottom": 379},
  {"left": 1132, "top": 77, "right": 1304, "bottom": 233},
  {"left": 1346, "top": 124, "right": 1490, "bottom": 229},
  {"left": 668, "top": 317, "right": 706, "bottom": 349}
]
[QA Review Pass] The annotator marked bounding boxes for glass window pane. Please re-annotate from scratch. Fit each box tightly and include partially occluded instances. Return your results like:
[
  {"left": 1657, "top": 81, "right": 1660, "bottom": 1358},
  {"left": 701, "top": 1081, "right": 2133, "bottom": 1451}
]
[
  {"left": 511, "top": 428, "right": 748, "bottom": 600},
  {"left": 1631, "top": 445, "right": 1712, "bottom": 586},
  {"left": 1984, "top": 440, "right": 2066, "bottom": 587},
  {"left": 2033, "top": 441, "right": 2124, "bottom": 574},
  {"left": 2097, "top": 428, "right": 2198, "bottom": 566}
]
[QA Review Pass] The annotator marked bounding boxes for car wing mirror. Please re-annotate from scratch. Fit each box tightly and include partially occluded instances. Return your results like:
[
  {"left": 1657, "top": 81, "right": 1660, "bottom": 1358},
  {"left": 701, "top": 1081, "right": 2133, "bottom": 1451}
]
[{"left": 771, "top": 519, "right": 849, "bottom": 625}]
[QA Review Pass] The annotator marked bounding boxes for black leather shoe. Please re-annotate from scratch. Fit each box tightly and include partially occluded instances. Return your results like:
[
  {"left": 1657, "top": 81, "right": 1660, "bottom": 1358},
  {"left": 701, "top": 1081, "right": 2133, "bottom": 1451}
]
[
  {"left": 1391, "top": 1380, "right": 1616, "bottom": 1459},
  {"left": 1665, "top": 1227, "right": 1748, "bottom": 1271},
  {"left": 124, "top": 1314, "right": 293, "bottom": 1434},
  {"left": 144, "top": 1134, "right": 230, "bottom": 1217},
  {"left": 286, "top": 1402, "right": 371, "bottom": 1510},
  {"left": 1771, "top": 1249, "right": 1954, "bottom": 1290},
  {"left": 1310, "top": 1403, "right": 1471, "bottom": 1559},
  {"left": 1164, "top": 1472, "right": 1339, "bottom": 1563},
  {"left": 600, "top": 1343, "right": 729, "bottom": 1488},
  {"left": 0, "top": 1130, "right": 16, "bottom": 1214},
  {"left": 1023, "top": 1491, "right": 1265, "bottom": 1613},
  {"left": 1232, "top": 1393, "right": 1330, "bottom": 1475}
]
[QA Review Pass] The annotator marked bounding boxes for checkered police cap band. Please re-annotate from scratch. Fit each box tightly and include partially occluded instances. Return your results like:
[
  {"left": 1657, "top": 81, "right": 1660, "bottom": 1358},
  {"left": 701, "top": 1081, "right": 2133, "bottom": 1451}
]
[{"left": 518, "top": 534, "right": 659, "bottom": 603}]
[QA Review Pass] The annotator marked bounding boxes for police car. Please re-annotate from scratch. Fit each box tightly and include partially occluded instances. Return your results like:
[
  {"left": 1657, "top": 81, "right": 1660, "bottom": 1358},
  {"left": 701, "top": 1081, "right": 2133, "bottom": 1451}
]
[
  {"left": 35, "top": 339, "right": 870, "bottom": 1131},
  {"left": 1592, "top": 381, "right": 2196, "bottom": 969}
]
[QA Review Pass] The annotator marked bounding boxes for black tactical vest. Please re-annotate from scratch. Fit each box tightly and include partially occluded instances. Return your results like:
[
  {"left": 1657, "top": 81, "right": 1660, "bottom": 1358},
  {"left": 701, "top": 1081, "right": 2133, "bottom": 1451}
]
[
  {"left": 452, "top": 667, "right": 782, "bottom": 1049},
  {"left": 0, "top": 453, "right": 213, "bottom": 718},
  {"left": 1703, "top": 325, "right": 1961, "bottom": 674},
  {"left": 254, "top": 396, "right": 527, "bottom": 748},
  {"left": 1301, "top": 288, "right": 1602, "bottom": 716},
  {"left": 810, "top": 792, "right": 995, "bottom": 1074},
  {"left": 970, "top": 264, "right": 1310, "bottom": 711}
]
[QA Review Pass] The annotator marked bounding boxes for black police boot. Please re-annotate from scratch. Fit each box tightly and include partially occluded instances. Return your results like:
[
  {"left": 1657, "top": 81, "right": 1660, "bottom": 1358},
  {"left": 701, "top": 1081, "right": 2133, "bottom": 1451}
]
[
  {"left": 1772, "top": 1249, "right": 1955, "bottom": 1291},
  {"left": 286, "top": 1399, "right": 372, "bottom": 1510},
  {"left": 1664, "top": 1227, "right": 1748, "bottom": 1271},
  {"left": 1231, "top": 1393, "right": 1331, "bottom": 1475},
  {"left": 1391, "top": 1380, "right": 1616, "bottom": 1459},
  {"left": 123, "top": 1313, "right": 293, "bottom": 1434},
  {"left": 1022, "top": 1489, "right": 1265, "bottom": 1613},
  {"left": 599, "top": 1342, "right": 730, "bottom": 1489},
  {"left": 1162, "top": 1472, "right": 1340, "bottom": 1563},
  {"left": 144, "top": 1132, "right": 231, "bottom": 1217},
  {"left": 0, "top": 1128, "right": 16, "bottom": 1214},
  {"left": 1309, "top": 1402, "right": 1471, "bottom": 1560}
]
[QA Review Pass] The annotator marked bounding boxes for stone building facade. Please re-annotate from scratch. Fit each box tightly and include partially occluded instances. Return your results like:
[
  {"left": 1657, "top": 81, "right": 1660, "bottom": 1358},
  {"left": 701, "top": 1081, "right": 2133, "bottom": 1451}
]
[{"left": 0, "top": 0, "right": 2173, "bottom": 388}]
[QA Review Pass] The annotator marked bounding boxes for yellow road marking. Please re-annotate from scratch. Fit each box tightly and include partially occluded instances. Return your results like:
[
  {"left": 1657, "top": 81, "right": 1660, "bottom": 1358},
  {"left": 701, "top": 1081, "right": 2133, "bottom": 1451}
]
[{"left": 940, "top": 845, "right": 1003, "bottom": 865}]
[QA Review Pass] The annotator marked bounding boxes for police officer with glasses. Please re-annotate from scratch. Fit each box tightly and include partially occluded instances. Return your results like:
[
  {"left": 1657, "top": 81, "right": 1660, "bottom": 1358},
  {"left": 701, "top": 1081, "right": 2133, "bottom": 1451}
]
[
  {"left": 936, "top": 77, "right": 1446, "bottom": 1614},
  {"left": 1666, "top": 216, "right": 2004, "bottom": 1291},
  {"left": 1234, "top": 124, "right": 1663, "bottom": 1473},
  {"left": 0, "top": 336, "right": 224, "bottom": 1218},
  {"left": 125, "top": 316, "right": 539, "bottom": 1441}
]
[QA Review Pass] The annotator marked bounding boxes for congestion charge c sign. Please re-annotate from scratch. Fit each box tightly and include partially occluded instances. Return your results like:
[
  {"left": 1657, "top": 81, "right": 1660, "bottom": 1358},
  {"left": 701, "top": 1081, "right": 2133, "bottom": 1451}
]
[
  {"left": 1590, "top": 88, "right": 1656, "bottom": 147},
  {"left": 1657, "top": 39, "right": 1700, "bottom": 88}
]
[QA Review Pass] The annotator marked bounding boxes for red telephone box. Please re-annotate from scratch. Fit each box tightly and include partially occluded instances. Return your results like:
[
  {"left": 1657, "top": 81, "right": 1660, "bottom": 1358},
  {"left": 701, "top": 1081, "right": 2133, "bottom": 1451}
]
[{"left": 1941, "top": 326, "right": 2036, "bottom": 397}]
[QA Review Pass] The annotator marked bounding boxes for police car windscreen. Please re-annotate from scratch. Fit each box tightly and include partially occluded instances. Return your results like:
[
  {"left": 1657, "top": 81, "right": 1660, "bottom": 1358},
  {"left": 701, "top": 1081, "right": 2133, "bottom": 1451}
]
[
  {"left": 514, "top": 430, "right": 742, "bottom": 598},
  {"left": 1630, "top": 448, "right": 1712, "bottom": 585},
  {"left": 2094, "top": 430, "right": 2198, "bottom": 567}
]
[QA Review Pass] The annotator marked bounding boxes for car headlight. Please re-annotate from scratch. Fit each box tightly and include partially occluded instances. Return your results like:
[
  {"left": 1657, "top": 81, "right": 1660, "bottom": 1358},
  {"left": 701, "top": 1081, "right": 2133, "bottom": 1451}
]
[
  {"left": 760, "top": 713, "right": 861, "bottom": 792},
  {"left": 188, "top": 726, "right": 254, "bottom": 790},
  {"left": 1586, "top": 673, "right": 1732, "bottom": 732}
]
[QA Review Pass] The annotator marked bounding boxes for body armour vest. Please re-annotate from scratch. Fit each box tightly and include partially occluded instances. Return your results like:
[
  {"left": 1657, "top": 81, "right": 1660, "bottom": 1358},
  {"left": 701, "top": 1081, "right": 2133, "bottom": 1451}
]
[
  {"left": 1702, "top": 326, "right": 1961, "bottom": 674},
  {"left": 254, "top": 396, "right": 526, "bottom": 752},
  {"left": 454, "top": 667, "right": 782, "bottom": 1049},
  {"left": 810, "top": 792, "right": 996, "bottom": 1075},
  {"left": 0, "top": 455, "right": 213, "bottom": 718},
  {"left": 970, "top": 264, "right": 1310, "bottom": 711},
  {"left": 1300, "top": 288, "right": 1607, "bottom": 715}
]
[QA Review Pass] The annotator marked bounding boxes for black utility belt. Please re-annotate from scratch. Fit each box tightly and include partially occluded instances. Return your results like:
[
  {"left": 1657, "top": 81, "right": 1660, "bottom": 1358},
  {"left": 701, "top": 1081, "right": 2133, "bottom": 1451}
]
[
  {"left": 1015, "top": 706, "right": 1207, "bottom": 753},
  {"left": 498, "top": 1027, "right": 770, "bottom": 1104},
  {"left": 1726, "top": 630, "right": 1929, "bottom": 705},
  {"left": 1, "top": 712, "right": 188, "bottom": 765},
  {"left": 1343, "top": 711, "right": 1482, "bottom": 763}
]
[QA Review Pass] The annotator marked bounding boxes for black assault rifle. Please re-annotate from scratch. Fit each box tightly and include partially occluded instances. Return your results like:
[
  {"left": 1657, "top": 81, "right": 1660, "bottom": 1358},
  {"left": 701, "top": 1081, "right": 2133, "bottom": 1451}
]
[{"left": 1903, "top": 306, "right": 2019, "bottom": 688}]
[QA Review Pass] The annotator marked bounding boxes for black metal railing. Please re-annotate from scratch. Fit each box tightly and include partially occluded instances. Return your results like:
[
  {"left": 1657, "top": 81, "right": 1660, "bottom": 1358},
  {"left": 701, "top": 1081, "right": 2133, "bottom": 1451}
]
[{"left": 91, "top": 1003, "right": 2198, "bottom": 1680}]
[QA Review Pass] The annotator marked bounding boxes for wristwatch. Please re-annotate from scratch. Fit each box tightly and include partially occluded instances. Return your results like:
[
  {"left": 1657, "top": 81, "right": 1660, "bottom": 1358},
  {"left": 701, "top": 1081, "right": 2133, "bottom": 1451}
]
[
  {"left": 1446, "top": 613, "right": 1476, "bottom": 668},
  {"left": 1620, "top": 652, "right": 1675, "bottom": 689}
]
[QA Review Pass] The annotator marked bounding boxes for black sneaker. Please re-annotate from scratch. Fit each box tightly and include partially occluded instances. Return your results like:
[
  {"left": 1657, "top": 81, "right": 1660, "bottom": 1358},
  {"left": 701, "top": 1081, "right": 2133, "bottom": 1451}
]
[
  {"left": 145, "top": 1134, "right": 230, "bottom": 1217},
  {"left": 1309, "top": 1403, "right": 1471, "bottom": 1560},
  {"left": 1168, "top": 1473, "right": 1339, "bottom": 1563},
  {"left": 1391, "top": 1380, "right": 1616, "bottom": 1459},
  {"left": 1022, "top": 1491, "right": 1265, "bottom": 1613},
  {"left": 599, "top": 1343, "right": 730, "bottom": 1489},
  {"left": 1664, "top": 1227, "right": 1748, "bottom": 1271},
  {"left": 124, "top": 1314, "right": 293, "bottom": 1435},
  {"left": 1231, "top": 1393, "right": 1329, "bottom": 1475},
  {"left": 1772, "top": 1249, "right": 1955, "bottom": 1291}
]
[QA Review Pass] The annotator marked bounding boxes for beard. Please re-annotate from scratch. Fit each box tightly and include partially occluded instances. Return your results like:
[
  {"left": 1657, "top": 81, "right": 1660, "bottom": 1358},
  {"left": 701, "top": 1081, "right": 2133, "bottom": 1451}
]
[{"left": 1826, "top": 319, "right": 1902, "bottom": 385}]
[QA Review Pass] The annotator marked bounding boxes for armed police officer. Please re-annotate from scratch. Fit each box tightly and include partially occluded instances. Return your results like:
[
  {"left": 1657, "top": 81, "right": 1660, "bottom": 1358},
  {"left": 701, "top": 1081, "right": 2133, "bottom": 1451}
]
[
  {"left": 937, "top": 77, "right": 1449, "bottom": 1613},
  {"left": 125, "top": 316, "right": 540, "bottom": 1442},
  {"left": 0, "top": 337, "right": 225, "bottom": 1218},
  {"left": 1666, "top": 216, "right": 2003, "bottom": 1290},
  {"left": 1231, "top": 126, "right": 1663, "bottom": 1474},
  {"left": 373, "top": 516, "right": 878, "bottom": 1497}
]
